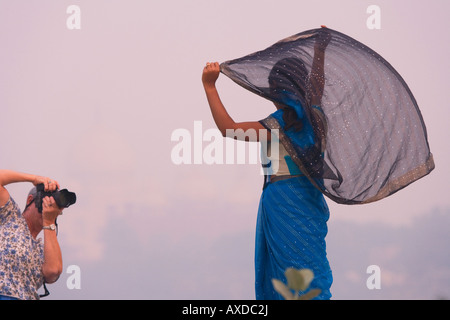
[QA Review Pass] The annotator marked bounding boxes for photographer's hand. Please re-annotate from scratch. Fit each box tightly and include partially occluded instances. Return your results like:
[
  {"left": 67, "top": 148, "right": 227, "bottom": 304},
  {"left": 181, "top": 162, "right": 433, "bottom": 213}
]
[
  {"left": 33, "top": 176, "right": 60, "bottom": 192},
  {"left": 42, "top": 196, "right": 62, "bottom": 225}
]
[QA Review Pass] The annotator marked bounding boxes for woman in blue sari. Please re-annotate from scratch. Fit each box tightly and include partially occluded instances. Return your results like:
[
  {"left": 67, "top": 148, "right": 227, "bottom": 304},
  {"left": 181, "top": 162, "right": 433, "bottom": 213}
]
[
  {"left": 203, "top": 24, "right": 435, "bottom": 299},
  {"left": 202, "top": 28, "right": 333, "bottom": 299}
]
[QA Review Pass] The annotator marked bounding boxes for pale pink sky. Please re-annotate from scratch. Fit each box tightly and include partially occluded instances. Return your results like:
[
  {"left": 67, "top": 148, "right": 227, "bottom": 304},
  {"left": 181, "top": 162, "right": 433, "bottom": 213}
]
[{"left": 1, "top": 0, "right": 449, "bottom": 299}]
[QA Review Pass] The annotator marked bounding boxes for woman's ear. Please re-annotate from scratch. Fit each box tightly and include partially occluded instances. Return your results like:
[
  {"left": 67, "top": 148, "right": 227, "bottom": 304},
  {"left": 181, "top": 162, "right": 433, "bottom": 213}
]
[{"left": 23, "top": 194, "right": 36, "bottom": 213}]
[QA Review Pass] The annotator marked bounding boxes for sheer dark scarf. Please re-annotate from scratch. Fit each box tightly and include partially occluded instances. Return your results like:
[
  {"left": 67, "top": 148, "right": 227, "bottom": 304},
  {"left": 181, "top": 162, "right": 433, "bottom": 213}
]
[{"left": 220, "top": 28, "right": 434, "bottom": 204}]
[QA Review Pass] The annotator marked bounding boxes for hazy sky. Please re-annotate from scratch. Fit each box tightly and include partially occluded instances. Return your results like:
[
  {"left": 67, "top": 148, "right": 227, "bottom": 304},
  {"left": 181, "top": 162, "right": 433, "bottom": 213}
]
[{"left": 0, "top": 0, "right": 449, "bottom": 300}]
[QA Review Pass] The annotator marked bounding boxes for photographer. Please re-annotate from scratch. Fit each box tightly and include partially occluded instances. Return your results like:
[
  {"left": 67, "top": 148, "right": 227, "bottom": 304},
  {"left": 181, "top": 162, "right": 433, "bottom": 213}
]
[{"left": 0, "top": 170, "right": 66, "bottom": 300}]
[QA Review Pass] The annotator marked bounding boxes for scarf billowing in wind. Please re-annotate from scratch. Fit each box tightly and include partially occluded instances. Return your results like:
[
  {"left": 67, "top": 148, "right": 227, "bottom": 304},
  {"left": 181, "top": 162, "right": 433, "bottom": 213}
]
[{"left": 220, "top": 27, "right": 434, "bottom": 204}]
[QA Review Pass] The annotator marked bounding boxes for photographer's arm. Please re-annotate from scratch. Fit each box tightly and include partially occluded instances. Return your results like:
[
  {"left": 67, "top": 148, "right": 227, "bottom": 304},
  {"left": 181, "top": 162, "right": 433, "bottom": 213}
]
[
  {"left": 0, "top": 170, "right": 37, "bottom": 207},
  {"left": 41, "top": 196, "right": 63, "bottom": 283},
  {"left": 0, "top": 169, "right": 60, "bottom": 214}
]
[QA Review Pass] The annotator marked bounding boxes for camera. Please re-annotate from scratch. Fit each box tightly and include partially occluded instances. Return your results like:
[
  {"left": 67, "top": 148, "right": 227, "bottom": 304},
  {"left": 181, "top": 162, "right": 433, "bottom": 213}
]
[{"left": 34, "top": 183, "right": 77, "bottom": 213}]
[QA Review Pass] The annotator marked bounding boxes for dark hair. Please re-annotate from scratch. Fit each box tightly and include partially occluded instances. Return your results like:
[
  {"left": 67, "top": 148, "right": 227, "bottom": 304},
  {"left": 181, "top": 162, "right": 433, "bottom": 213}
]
[{"left": 268, "top": 58, "right": 309, "bottom": 132}]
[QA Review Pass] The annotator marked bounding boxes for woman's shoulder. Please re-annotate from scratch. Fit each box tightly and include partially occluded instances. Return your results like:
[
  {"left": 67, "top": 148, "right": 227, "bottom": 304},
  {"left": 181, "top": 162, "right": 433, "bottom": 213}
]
[{"left": 259, "top": 109, "right": 284, "bottom": 129}]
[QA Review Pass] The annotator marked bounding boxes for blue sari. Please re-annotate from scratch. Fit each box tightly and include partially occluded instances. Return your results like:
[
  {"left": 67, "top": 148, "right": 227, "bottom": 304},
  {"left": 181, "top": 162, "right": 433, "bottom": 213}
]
[
  {"left": 256, "top": 108, "right": 333, "bottom": 300},
  {"left": 255, "top": 176, "right": 332, "bottom": 300}
]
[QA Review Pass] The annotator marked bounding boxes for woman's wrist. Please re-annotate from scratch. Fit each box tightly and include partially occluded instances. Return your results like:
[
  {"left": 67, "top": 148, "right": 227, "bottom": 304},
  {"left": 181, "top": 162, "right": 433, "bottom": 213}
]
[
  {"left": 43, "top": 220, "right": 56, "bottom": 227},
  {"left": 203, "top": 82, "right": 217, "bottom": 92},
  {"left": 31, "top": 174, "right": 39, "bottom": 185}
]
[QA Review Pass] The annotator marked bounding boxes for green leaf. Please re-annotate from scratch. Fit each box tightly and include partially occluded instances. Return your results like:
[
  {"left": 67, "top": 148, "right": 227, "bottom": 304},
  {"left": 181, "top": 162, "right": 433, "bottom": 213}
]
[{"left": 285, "top": 268, "right": 314, "bottom": 292}]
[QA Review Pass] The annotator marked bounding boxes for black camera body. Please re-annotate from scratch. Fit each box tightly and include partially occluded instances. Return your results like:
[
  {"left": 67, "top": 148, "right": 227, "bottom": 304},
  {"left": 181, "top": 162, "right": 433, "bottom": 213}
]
[{"left": 35, "top": 184, "right": 77, "bottom": 213}]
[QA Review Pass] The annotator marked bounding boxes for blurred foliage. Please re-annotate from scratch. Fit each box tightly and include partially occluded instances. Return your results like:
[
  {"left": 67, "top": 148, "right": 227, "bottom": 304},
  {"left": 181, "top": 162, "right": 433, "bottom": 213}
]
[{"left": 272, "top": 268, "right": 321, "bottom": 300}]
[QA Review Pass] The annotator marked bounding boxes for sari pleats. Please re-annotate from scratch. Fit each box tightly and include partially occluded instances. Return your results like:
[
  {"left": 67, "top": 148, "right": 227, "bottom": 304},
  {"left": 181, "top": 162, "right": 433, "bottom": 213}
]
[{"left": 255, "top": 176, "right": 333, "bottom": 300}]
